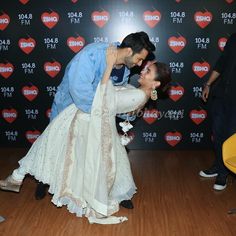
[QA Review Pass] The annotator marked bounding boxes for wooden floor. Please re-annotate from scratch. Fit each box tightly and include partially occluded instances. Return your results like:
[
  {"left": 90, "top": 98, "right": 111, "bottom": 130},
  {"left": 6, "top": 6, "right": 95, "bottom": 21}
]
[{"left": 0, "top": 148, "right": 236, "bottom": 236}]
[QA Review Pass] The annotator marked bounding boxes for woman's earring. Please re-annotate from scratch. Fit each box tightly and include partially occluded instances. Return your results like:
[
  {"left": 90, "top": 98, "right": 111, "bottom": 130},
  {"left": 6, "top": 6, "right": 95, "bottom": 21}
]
[{"left": 151, "top": 89, "right": 158, "bottom": 100}]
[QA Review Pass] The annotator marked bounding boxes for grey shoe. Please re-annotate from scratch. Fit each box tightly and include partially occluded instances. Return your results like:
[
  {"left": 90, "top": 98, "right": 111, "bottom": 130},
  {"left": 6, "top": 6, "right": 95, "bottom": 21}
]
[
  {"left": 0, "top": 175, "right": 22, "bottom": 193},
  {"left": 0, "top": 216, "right": 5, "bottom": 223}
]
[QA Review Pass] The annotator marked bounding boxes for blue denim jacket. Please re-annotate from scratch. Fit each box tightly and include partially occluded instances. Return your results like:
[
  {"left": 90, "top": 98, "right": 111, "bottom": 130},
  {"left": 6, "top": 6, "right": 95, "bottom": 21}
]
[{"left": 50, "top": 42, "right": 130, "bottom": 120}]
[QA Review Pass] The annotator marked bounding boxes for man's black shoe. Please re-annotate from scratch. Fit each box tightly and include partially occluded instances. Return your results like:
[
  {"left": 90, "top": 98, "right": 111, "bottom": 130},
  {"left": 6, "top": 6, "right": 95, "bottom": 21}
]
[
  {"left": 35, "top": 182, "right": 48, "bottom": 200},
  {"left": 120, "top": 200, "right": 134, "bottom": 209},
  {"left": 199, "top": 165, "right": 218, "bottom": 178},
  {"left": 213, "top": 174, "right": 227, "bottom": 191}
]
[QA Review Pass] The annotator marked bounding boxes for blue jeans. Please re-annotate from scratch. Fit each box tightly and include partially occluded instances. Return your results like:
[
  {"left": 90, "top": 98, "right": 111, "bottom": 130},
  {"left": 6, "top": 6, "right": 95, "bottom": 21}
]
[{"left": 211, "top": 97, "right": 236, "bottom": 176}]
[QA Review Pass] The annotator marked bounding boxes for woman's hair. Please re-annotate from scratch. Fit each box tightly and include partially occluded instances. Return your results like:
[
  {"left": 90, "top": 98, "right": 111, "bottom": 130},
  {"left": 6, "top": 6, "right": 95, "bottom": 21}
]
[
  {"left": 153, "top": 61, "right": 172, "bottom": 93},
  {"left": 144, "top": 62, "right": 171, "bottom": 108},
  {"left": 119, "top": 31, "right": 155, "bottom": 55}
]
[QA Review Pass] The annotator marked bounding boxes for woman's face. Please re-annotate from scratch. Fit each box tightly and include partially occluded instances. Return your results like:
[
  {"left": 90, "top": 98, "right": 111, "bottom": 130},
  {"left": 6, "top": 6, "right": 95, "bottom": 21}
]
[{"left": 138, "top": 63, "right": 157, "bottom": 88}]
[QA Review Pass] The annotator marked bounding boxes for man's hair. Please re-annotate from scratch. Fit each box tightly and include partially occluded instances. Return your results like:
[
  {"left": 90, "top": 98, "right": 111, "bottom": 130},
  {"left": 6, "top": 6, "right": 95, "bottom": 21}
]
[{"left": 119, "top": 31, "right": 155, "bottom": 54}]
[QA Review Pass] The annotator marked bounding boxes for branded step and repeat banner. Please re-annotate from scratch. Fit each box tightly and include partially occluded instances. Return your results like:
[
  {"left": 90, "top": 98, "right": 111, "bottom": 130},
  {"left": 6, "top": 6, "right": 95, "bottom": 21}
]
[{"left": 0, "top": 0, "right": 235, "bottom": 149}]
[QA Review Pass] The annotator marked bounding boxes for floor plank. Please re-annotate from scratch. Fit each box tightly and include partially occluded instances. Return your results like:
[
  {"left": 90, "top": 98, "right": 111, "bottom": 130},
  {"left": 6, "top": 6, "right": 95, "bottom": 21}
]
[{"left": 0, "top": 148, "right": 236, "bottom": 236}]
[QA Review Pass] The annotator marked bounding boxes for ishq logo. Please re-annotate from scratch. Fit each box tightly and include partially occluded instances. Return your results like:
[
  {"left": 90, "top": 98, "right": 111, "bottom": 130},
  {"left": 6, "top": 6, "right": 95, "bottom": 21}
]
[
  {"left": 168, "top": 36, "right": 186, "bottom": 53},
  {"left": 91, "top": 11, "right": 110, "bottom": 28},
  {"left": 192, "top": 62, "right": 210, "bottom": 78},
  {"left": 18, "top": 38, "right": 36, "bottom": 54},
  {"left": 0, "top": 13, "right": 10, "bottom": 31},
  {"left": 41, "top": 11, "right": 59, "bottom": 29},
  {"left": 168, "top": 85, "right": 184, "bottom": 102},
  {"left": 19, "top": 0, "right": 30, "bottom": 4},
  {"left": 0, "top": 62, "right": 14, "bottom": 79},
  {"left": 143, "top": 10, "right": 161, "bottom": 28},
  {"left": 225, "top": 0, "right": 234, "bottom": 4},
  {"left": 165, "top": 131, "right": 182, "bottom": 147},
  {"left": 25, "top": 130, "right": 41, "bottom": 143},
  {"left": 67, "top": 36, "right": 85, "bottom": 53},
  {"left": 44, "top": 61, "right": 61, "bottom": 78},
  {"left": 218, "top": 37, "right": 228, "bottom": 51},
  {"left": 22, "top": 85, "right": 39, "bottom": 101},
  {"left": 194, "top": 11, "right": 213, "bottom": 28},
  {"left": 46, "top": 109, "right": 51, "bottom": 119},
  {"left": 189, "top": 109, "right": 207, "bottom": 125},
  {"left": 2, "top": 109, "right": 17, "bottom": 123},
  {"left": 143, "top": 109, "right": 159, "bottom": 124}
]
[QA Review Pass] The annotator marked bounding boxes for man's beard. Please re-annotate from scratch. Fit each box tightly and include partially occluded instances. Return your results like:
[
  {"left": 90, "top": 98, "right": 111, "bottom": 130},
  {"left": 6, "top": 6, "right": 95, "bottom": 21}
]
[{"left": 124, "top": 56, "right": 134, "bottom": 68}]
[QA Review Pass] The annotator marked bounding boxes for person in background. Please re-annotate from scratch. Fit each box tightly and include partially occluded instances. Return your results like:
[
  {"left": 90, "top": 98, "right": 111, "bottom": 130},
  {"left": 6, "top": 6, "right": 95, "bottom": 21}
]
[{"left": 200, "top": 33, "right": 236, "bottom": 191}]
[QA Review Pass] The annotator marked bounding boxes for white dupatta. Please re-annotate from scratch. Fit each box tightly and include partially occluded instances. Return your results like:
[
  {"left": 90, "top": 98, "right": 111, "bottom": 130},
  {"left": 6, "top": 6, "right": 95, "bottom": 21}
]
[{"left": 83, "top": 81, "right": 128, "bottom": 224}]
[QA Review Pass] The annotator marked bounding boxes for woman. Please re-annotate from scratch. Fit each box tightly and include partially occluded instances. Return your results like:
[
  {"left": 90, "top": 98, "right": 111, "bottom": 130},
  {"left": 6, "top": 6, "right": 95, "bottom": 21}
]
[{"left": 0, "top": 47, "right": 171, "bottom": 224}]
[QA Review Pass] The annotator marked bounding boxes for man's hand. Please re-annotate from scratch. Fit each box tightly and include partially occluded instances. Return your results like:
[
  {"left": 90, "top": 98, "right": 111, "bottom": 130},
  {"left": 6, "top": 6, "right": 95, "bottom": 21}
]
[{"left": 202, "top": 85, "right": 210, "bottom": 102}]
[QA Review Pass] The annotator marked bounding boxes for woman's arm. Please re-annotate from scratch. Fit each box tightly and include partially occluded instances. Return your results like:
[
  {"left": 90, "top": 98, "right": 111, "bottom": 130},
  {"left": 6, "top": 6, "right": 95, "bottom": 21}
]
[{"left": 101, "top": 46, "right": 117, "bottom": 84}]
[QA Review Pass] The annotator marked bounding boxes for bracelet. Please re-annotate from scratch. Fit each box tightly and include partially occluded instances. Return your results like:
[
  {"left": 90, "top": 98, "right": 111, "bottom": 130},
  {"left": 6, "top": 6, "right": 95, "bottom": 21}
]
[{"left": 204, "top": 83, "right": 211, "bottom": 87}]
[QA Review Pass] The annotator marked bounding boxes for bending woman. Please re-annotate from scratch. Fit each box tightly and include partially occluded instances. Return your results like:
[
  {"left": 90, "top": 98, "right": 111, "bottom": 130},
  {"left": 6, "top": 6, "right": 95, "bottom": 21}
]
[{"left": 0, "top": 47, "right": 171, "bottom": 224}]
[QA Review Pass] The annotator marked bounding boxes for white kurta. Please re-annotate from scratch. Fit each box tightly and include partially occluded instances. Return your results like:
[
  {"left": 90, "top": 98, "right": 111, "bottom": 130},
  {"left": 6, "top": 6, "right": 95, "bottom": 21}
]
[{"left": 17, "top": 81, "right": 147, "bottom": 224}]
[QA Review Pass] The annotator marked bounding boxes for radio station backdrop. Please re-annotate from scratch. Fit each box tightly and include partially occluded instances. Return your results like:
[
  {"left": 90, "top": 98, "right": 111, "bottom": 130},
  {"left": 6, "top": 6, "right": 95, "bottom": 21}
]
[{"left": 0, "top": 0, "right": 235, "bottom": 149}]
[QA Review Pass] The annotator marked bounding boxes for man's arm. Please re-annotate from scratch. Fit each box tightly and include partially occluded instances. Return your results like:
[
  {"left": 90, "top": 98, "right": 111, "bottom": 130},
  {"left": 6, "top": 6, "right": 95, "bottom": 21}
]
[
  {"left": 202, "top": 70, "right": 220, "bottom": 102},
  {"left": 68, "top": 50, "right": 97, "bottom": 113},
  {"left": 201, "top": 43, "right": 228, "bottom": 103}
]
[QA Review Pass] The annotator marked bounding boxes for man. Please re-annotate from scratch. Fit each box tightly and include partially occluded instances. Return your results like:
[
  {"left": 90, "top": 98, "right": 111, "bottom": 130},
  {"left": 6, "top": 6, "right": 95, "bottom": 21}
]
[
  {"left": 35, "top": 32, "right": 155, "bottom": 208},
  {"left": 199, "top": 33, "right": 236, "bottom": 191}
]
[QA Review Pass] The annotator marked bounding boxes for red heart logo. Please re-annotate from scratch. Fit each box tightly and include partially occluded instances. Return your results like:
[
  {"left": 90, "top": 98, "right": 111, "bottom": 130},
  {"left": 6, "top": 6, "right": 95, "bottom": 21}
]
[
  {"left": 25, "top": 130, "right": 41, "bottom": 143},
  {"left": 0, "top": 13, "right": 10, "bottom": 31},
  {"left": 22, "top": 85, "right": 39, "bottom": 101},
  {"left": 67, "top": 36, "right": 85, "bottom": 53},
  {"left": 194, "top": 11, "right": 212, "bottom": 28},
  {"left": 19, "top": 0, "right": 30, "bottom": 4},
  {"left": 44, "top": 61, "right": 61, "bottom": 78},
  {"left": 0, "top": 62, "right": 14, "bottom": 79},
  {"left": 71, "top": 0, "right": 78, "bottom": 3},
  {"left": 127, "top": 131, "right": 135, "bottom": 144},
  {"left": 18, "top": 38, "right": 36, "bottom": 54},
  {"left": 218, "top": 37, "right": 228, "bottom": 51},
  {"left": 46, "top": 108, "right": 51, "bottom": 118},
  {"left": 2, "top": 109, "right": 17, "bottom": 123},
  {"left": 143, "top": 109, "right": 159, "bottom": 124},
  {"left": 128, "top": 131, "right": 135, "bottom": 140},
  {"left": 165, "top": 131, "right": 182, "bottom": 147},
  {"left": 168, "top": 85, "right": 184, "bottom": 102},
  {"left": 91, "top": 11, "right": 110, "bottom": 28},
  {"left": 176, "top": 0, "right": 181, "bottom": 2},
  {"left": 225, "top": 0, "right": 234, "bottom": 3},
  {"left": 192, "top": 62, "right": 210, "bottom": 78},
  {"left": 168, "top": 36, "right": 186, "bottom": 53},
  {"left": 189, "top": 109, "right": 207, "bottom": 125},
  {"left": 143, "top": 10, "right": 161, "bottom": 28},
  {"left": 41, "top": 11, "right": 59, "bottom": 29}
]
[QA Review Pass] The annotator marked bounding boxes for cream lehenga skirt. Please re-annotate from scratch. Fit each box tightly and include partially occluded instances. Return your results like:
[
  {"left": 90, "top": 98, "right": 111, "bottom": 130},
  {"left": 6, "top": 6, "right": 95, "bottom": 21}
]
[{"left": 17, "top": 81, "right": 139, "bottom": 224}]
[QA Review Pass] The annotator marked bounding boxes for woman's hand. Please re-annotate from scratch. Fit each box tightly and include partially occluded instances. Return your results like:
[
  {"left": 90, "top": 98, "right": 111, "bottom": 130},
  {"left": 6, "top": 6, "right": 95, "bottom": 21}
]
[
  {"left": 101, "top": 46, "right": 117, "bottom": 84},
  {"left": 106, "top": 45, "right": 117, "bottom": 68}
]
